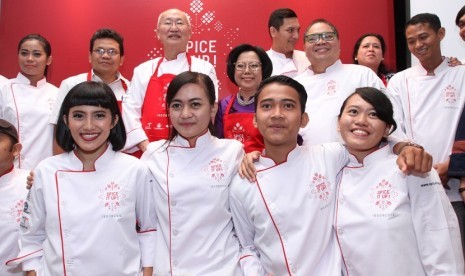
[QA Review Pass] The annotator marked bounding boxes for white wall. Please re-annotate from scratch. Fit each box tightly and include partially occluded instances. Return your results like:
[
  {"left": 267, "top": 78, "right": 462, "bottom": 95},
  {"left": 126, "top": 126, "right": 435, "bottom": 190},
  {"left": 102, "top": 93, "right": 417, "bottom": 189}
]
[{"left": 410, "top": 0, "right": 465, "bottom": 64}]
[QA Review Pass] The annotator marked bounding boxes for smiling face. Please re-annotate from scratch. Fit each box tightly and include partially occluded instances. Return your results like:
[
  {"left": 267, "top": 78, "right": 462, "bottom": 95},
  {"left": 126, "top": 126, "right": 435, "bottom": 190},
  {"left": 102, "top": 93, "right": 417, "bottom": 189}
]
[
  {"left": 89, "top": 38, "right": 123, "bottom": 78},
  {"left": 304, "top": 22, "right": 340, "bottom": 71},
  {"left": 271, "top": 17, "right": 300, "bottom": 55},
  {"left": 65, "top": 105, "right": 117, "bottom": 160},
  {"left": 169, "top": 83, "right": 217, "bottom": 147},
  {"left": 405, "top": 23, "right": 444, "bottom": 65},
  {"left": 156, "top": 9, "right": 191, "bottom": 52},
  {"left": 18, "top": 39, "right": 51, "bottom": 80},
  {"left": 234, "top": 51, "right": 262, "bottom": 95},
  {"left": 338, "top": 94, "right": 390, "bottom": 162},
  {"left": 254, "top": 83, "right": 308, "bottom": 150},
  {"left": 356, "top": 36, "right": 383, "bottom": 72}
]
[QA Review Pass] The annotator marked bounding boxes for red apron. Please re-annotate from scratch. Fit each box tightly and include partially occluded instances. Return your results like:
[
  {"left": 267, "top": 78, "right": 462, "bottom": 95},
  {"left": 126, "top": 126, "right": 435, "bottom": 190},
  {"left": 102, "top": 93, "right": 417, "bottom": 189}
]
[
  {"left": 87, "top": 71, "right": 127, "bottom": 112},
  {"left": 223, "top": 93, "right": 264, "bottom": 153},
  {"left": 130, "top": 55, "right": 192, "bottom": 158}
]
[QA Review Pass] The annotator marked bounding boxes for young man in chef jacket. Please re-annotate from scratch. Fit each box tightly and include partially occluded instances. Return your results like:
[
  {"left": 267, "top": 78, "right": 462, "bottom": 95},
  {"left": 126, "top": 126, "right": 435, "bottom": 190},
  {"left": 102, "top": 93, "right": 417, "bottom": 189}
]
[
  {"left": 266, "top": 8, "right": 310, "bottom": 78},
  {"left": 0, "top": 119, "right": 30, "bottom": 276},
  {"left": 229, "top": 75, "right": 347, "bottom": 275}
]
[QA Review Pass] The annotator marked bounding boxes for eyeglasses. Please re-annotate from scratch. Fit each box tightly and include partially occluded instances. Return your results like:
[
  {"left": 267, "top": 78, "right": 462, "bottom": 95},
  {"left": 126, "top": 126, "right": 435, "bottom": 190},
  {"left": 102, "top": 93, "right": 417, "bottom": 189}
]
[
  {"left": 161, "top": 20, "right": 187, "bottom": 28},
  {"left": 234, "top": 62, "right": 261, "bottom": 71},
  {"left": 304, "top": 32, "right": 337, "bottom": 43},
  {"left": 93, "top": 48, "right": 120, "bottom": 56}
]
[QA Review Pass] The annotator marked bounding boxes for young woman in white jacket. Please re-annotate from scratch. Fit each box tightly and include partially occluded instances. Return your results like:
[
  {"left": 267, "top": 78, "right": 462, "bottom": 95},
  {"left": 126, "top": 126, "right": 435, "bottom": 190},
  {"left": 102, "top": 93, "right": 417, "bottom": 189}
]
[
  {"left": 8, "top": 81, "right": 156, "bottom": 276},
  {"left": 335, "top": 87, "right": 464, "bottom": 275},
  {"left": 141, "top": 72, "right": 244, "bottom": 276}
]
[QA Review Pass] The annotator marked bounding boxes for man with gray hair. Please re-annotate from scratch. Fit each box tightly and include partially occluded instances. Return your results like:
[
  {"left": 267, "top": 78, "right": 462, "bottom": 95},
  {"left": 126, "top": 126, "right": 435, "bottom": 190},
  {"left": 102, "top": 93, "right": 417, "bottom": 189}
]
[{"left": 123, "top": 8, "right": 218, "bottom": 156}]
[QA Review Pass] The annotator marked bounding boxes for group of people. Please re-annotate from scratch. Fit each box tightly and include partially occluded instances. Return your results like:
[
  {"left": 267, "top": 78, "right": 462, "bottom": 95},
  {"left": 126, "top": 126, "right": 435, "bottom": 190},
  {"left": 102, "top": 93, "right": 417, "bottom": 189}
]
[{"left": 0, "top": 5, "right": 464, "bottom": 276}]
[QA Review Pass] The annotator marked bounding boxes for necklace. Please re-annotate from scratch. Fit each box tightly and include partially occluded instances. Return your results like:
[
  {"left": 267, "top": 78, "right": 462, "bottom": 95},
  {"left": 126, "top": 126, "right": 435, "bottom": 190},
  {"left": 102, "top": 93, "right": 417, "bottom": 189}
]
[{"left": 236, "top": 92, "right": 255, "bottom": 106}]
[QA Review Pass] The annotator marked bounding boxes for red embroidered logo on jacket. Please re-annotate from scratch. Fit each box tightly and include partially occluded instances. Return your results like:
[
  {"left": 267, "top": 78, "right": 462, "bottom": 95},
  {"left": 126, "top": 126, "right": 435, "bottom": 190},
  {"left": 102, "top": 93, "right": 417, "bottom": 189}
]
[
  {"left": 10, "top": 199, "right": 25, "bottom": 223},
  {"left": 444, "top": 85, "right": 457, "bottom": 105},
  {"left": 309, "top": 173, "right": 332, "bottom": 201},
  {"left": 369, "top": 179, "right": 398, "bottom": 210},
  {"left": 326, "top": 80, "right": 337, "bottom": 96},
  {"left": 98, "top": 182, "right": 127, "bottom": 211},
  {"left": 203, "top": 158, "right": 227, "bottom": 182}
]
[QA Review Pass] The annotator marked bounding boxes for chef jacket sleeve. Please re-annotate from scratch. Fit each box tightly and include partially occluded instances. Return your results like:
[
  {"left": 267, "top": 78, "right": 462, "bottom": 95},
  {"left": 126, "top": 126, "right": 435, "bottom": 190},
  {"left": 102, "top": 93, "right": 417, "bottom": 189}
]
[
  {"left": 135, "top": 163, "right": 157, "bottom": 268},
  {"left": 9, "top": 168, "right": 47, "bottom": 271},
  {"left": 229, "top": 180, "right": 268, "bottom": 276},
  {"left": 408, "top": 170, "right": 465, "bottom": 273},
  {"left": 122, "top": 65, "right": 150, "bottom": 151}
]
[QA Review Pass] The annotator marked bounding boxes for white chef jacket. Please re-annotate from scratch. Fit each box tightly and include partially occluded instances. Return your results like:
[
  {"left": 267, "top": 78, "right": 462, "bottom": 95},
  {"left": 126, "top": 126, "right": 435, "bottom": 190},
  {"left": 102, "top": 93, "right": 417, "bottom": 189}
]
[
  {"left": 8, "top": 146, "right": 157, "bottom": 275},
  {"left": 387, "top": 57, "right": 465, "bottom": 202},
  {"left": 229, "top": 143, "right": 348, "bottom": 276},
  {"left": 0, "top": 75, "right": 8, "bottom": 83},
  {"left": 266, "top": 49, "right": 310, "bottom": 78},
  {"left": 49, "top": 70, "right": 129, "bottom": 124},
  {"left": 0, "top": 167, "right": 29, "bottom": 276},
  {"left": 141, "top": 131, "right": 243, "bottom": 276},
  {"left": 336, "top": 145, "right": 464, "bottom": 275},
  {"left": 0, "top": 73, "right": 57, "bottom": 170},
  {"left": 295, "top": 60, "right": 385, "bottom": 146},
  {"left": 123, "top": 52, "right": 219, "bottom": 151}
]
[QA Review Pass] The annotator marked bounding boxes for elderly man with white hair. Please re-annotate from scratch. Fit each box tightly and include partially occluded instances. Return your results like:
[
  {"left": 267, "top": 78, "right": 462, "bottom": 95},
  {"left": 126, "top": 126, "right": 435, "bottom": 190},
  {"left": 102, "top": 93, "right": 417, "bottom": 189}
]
[{"left": 123, "top": 8, "right": 218, "bottom": 157}]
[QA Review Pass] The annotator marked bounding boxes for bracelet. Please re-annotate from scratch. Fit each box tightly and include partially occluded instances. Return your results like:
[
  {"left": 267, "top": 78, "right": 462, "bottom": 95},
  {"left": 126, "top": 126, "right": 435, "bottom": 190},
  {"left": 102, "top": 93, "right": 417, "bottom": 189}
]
[
  {"left": 404, "top": 141, "right": 424, "bottom": 150},
  {"left": 459, "top": 187, "right": 465, "bottom": 193}
]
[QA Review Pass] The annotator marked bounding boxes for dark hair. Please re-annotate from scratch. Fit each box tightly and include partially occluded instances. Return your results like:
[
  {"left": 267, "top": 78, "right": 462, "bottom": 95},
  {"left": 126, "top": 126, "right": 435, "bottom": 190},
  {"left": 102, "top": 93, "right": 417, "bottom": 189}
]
[
  {"left": 255, "top": 75, "right": 307, "bottom": 114},
  {"left": 18, "top": 34, "right": 52, "bottom": 76},
  {"left": 406, "top": 13, "right": 441, "bottom": 32},
  {"left": 304, "top": 18, "right": 339, "bottom": 42},
  {"left": 90, "top": 28, "right": 124, "bottom": 56},
  {"left": 56, "top": 81, "right": 126, "bottom": 152},
  {"left": 268, "top": 8, "right": 298, "bottom": 35},
  {"left": 226, "top": 44, "right": 273, "bottom": 86},
  {"left": 338, "top": 87, "right": 397, "bottom": 136},
  {"left": 456, "top": 6, "right": 465, "bottom": 26},
  {"left": 352, "top": 33, "right": 390, "bottom": 77},
  {"left": 166, "top": 72, "right": 217, "bottom": 142}
]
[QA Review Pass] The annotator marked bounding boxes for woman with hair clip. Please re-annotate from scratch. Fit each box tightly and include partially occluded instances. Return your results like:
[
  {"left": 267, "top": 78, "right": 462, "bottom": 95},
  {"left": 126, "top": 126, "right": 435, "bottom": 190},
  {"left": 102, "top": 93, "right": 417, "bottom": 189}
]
[
  {"left": 141, "top": 71, "right": 244, "bottom": 275},
  {"left": 335, "top": 87, "right": 463, "bottom": 275},
  {"left": 8, "top": 81, "right": 156, "bottom": 276},
  {"left": 352, "top": 33, "right": 395, "bottom": 86},
  {"left": 0, "top": 34, "right": 57, "bottom": 170}
]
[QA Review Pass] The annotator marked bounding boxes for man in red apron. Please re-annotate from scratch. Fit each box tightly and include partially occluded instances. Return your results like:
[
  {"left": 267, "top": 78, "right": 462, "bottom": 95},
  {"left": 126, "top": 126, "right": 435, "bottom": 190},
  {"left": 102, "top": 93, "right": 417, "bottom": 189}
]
[
  {"left": 49, "top": 29, "right": 129, "bottom": 154},
  {"left": 122, "top": 9, "right": 218, "bottom": 157}
]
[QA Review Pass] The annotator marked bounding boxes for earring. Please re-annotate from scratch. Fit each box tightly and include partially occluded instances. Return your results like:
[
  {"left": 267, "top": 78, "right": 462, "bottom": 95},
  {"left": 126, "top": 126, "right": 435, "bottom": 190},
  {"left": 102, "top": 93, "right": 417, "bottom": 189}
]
[{"left": 354, "top": 57, "right": 358, "bottom": 61}]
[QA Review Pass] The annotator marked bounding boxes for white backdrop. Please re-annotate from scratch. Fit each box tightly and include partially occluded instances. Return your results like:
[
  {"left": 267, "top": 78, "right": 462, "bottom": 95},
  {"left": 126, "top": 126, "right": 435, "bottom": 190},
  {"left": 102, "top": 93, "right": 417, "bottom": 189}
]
[{"left": 411, "top": 0, "right": 465, "bottom": 64}]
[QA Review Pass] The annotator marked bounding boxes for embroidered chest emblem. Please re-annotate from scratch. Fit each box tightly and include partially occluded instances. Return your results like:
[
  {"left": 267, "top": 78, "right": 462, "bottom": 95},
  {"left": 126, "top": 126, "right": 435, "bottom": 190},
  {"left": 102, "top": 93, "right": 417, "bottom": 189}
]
[
  {"left": 309, "top": 173, "right": 332, "bottom": 201},
  {"left": 444, "top": 85, "right": 457, "bottom": 104},
  {"left": 369, "top": 179, "right": 399, "bottom": 210},
  {"left": 203, "top": 158, "right": 228, "bottom": 182},
  {"left": 232, "top": 122, "right": 246, "bottom": 142},
  {"left": 326, "top": 80, "right": 337, "bottom": 96},
  {"left": 10, "top": 199, "right": 25, "bottom": 224},
  {"left": 98, "top": 182, "right": 128, "bottom": 211}
]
